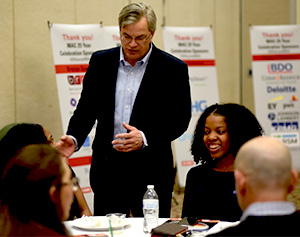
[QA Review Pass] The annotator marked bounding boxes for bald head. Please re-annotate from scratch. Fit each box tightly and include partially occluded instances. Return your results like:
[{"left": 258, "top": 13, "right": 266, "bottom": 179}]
[
  {"left": 236, "top": 136, "right": 292, "bottom": 190},
  {"left": 234, "top": 136, "right": 298, "bottom": 210}
]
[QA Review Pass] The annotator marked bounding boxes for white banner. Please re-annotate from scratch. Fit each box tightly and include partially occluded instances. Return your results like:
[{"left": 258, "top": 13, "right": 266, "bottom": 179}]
[
  {"left": 163, "top": 27, "right": 219, "bottom": 187},
  {"left": 250, "top": 25, "right": 300, "bottom": 169},
  {"left": 50, "top": 24, "right": 120, "bottom": 211}
]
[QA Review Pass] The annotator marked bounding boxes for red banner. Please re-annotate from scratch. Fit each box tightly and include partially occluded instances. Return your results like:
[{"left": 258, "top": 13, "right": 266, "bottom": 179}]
[
  {"left": 68, "top": 156, "right": 92, "bottom": 167},
  {"left": 252, "top": 54, "right": 300, "bottom": 61},
  {"left": 55, "top": 64, "right": 89, "bottom": 74},
  {"left": 183, "top": 59, "right": 215, "bottom": 66}
]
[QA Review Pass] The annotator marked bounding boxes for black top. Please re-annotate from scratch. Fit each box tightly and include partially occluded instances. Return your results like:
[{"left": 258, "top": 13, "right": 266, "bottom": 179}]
[
  {"left": 68, "top": 167, "right": 82, "bottom": 220},
  {"left": 208, "top": 211, "right": 300, "bottom": 236},
  {"left": 182, "top": 165, "right": 242, "bottom": 221}
]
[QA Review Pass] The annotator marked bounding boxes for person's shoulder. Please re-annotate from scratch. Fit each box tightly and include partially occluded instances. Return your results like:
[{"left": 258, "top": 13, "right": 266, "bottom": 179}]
[
  {"left": 9, "top": 220, "right": 65, "bottom": 236},
  {"left": 209, "top": 213, "right": 300, "bottom": 236},
  {"left": 151, "top": 45, "right": 187, "bottom": 66},
  {"left": 92, "top": 46, "right": 120, "bottom": 58},
  {"left": 188, "top": 164, "right": 205, "bottom": 172},
  {"left": 288, "top": 210, "right": 300, "bottom": 222},
  {"left": 187, "top": 164, "right": 208, "bottom": 177},
  {"left": 88, "top": 47, "right": 120, "bottom": 66},
  {"left": 207, "top": 221, "right": 245, "bottom": 236},
  {"left": 208, "top": 226, "right": 241, "bottom": 236}
]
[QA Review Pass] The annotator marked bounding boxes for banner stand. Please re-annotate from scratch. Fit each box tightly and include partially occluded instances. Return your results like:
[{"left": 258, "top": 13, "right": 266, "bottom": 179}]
[
  {"left": 163, "top": 26, "right": 219, "bottom": 187},
  {"left": 250, "top": 25, "right": 300, "bottom": 170},
  {"left": 50, "top": 24, "right": 120, "bottom": 211}
]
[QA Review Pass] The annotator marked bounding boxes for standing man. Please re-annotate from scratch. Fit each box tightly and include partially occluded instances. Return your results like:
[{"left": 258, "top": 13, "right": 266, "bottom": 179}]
[{"left": 57, "top": 2, "right": 191, "bottom": 217}]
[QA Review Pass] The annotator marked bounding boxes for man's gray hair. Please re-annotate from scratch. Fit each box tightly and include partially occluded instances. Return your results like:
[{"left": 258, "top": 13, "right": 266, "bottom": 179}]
[{"left": 118, "top": 2, "right": 157, "bottom": 32}]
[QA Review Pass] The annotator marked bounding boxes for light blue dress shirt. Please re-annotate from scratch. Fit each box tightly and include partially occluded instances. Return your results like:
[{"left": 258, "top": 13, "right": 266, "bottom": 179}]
[
  {"left": 240, "top": 201, "right": 296, "bottom": 221},
  {"left": 113, "top": 45, "right": 152, "bottom": 145},
  {"left": 71, "top": 45, "right": 152, "bottom": 150}
]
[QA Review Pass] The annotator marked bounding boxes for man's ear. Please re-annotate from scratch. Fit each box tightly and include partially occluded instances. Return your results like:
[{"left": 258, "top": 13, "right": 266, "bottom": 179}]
[
  {"left": 288, "top": 168, "right": 299, "bottom": 193},
  {"left": 234, "top": 170, "right": 247, "bottom": 197},
  {"left": 49, "top": 185, "right": 58, "bottom": 203},
  {"left": 150, "top": 30, "right": 155, "bottom": 40}
]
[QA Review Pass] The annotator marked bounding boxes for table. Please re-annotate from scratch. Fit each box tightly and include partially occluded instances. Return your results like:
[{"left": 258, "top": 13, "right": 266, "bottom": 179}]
[
  {"left": 64, "top": 217, "right": 169, "bottom": 237},
  {"left": 64, "top": 217, "right": 240, "bottom": 237}
]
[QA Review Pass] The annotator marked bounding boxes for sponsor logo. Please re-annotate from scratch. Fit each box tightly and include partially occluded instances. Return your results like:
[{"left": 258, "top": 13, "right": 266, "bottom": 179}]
[
  {"left": 277, "top": 111, "right": 299, "bottom": 121},
  {"left": 268, "top": 96, "right": 297, "bottom": 110},
  {"left": 267, "top": 63, "right": 293, "bottom": 74},
  {"left": 271, "top": 121, "right": 298, "bottom": 132},
  {"left": 189, "top": 76, "right": 207, "bottom": 83},
  {"left": 81, "top": 187, "right": 92, "bottom": 194},
  {"left": 191, "top": 100, "right": 207, "bottom": 113},
  {"left": 292, "top": 95, "right": 298, "bottom": 101},
  {"left": 268, "top": 103, "right": 277, "bottom": 109},
  {"left": 267, "top": 86, "right": 296, "bottom": 93},
  {"left": 70, "top": 98, "right": 77, "bottom": 107},
  {"left": 261, "top": 74, "right": 300, "bottom": 83},
  {"left": 283, "top": 103, "right": 294, "bottom": 109},
  {"left": 268, "top": 112, "right": 276, "bottom": 121},
  {"left": 269, "top": 95, "right": 283, "bottom": 102},
  {"left": 181, "top": 160, "right": 194, "bottom": 166},
  {"left": 272, "top": 133, "right": 299, "bottom": 147},
  {"left": 271, "top": 95, "right": 298, "bottom": 102},
  {"left": 68, "top": 75, "right": 84, "bottom": 85}
]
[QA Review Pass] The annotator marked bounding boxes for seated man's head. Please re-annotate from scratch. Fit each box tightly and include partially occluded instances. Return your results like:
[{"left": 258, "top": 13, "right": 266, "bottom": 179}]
[{"left": 234, "top": 136, "right": 298, "bottom": 211}]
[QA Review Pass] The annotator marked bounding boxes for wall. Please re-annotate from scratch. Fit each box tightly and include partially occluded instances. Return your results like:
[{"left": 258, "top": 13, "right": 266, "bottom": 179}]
[
  {"left": 0, "top": 0, "right": 295, "bottom": 142},
  {"left": 1, "top": 1, "right": 14, "bottom": 129}
]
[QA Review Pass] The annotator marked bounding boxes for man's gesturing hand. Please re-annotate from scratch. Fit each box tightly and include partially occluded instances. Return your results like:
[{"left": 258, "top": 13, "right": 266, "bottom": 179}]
[
  {"left": 112, "top": 122, "right": 144, "bottom": 152},
  {"left": 56, "top": 135, "right": 76, "bottom": 158}
]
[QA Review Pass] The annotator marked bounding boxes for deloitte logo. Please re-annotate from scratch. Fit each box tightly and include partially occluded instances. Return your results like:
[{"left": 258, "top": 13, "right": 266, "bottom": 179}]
[{"left": 267, "top": 86, "right": 296, "bottom": 93}]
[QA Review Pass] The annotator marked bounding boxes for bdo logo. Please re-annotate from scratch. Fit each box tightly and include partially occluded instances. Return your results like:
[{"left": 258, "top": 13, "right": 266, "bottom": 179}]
[{"left": 267, "top": 63, "right": 293, "bottom": 74}]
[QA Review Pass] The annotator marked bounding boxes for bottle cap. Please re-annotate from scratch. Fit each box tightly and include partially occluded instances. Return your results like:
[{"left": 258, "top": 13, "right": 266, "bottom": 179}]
[{"left": 147, "top": 185, "right": 154, "bottom": 189}]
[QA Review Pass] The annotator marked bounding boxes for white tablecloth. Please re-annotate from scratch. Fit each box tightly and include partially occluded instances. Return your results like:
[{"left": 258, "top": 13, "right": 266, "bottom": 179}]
[
  {"left": 64, "top": 217, "right": 240, "bottom": 237},
  {"left": 64, "top": 217, "right": 168, "bottom": 237}
]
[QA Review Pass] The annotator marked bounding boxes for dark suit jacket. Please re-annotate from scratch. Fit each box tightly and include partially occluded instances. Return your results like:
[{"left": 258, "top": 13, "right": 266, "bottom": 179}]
[
  {"left": 67, "top": 45, "right": 191, "bottom": 201},
  {"left": 208, "top": 211, "right": 300, "bottom": 236}
]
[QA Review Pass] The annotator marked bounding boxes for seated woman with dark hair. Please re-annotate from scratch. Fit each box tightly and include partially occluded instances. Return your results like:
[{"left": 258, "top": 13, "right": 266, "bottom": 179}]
[
  {"left": 0, "top": 144, "right": 74, "bottom": 236},
  {"left": 182, "top": 103, "right": 264, "bottom": 221},
  {"left": 0, "top": 123, "right": 92, "bottom": 219}
]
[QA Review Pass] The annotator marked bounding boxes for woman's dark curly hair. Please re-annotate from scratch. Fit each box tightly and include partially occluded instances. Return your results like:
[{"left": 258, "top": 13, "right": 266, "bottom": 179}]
[{"left": 191, "top": 103, "right": 264, "bottom": 165}]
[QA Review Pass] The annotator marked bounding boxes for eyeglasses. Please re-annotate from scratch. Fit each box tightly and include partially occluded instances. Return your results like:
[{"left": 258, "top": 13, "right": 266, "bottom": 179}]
[
  {"left": 60, "top": 177, "right": 79, "bottom": 192},
  {"left": 120, "top": 33, "right": 151, "bottom": 44}
]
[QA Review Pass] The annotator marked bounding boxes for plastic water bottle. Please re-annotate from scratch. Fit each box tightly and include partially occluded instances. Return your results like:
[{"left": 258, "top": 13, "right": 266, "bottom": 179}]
[{"left": 143, "top": 185, "right": 159, "bottom": 233}]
